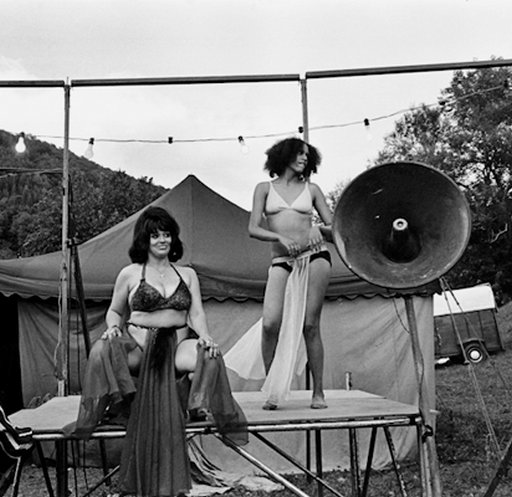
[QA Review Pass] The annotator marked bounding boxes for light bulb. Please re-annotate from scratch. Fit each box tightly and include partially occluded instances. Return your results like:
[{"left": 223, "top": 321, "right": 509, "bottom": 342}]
[
  {"left": 238, "top": 136, "right": 249, "bottom": 155},
  {"left": 363, "top": 118, "right": 373, "bottom": 142},
  {"left": 84, "top": 138, "right": 94, "bottom": 159},
  {"left": 15, "top": 133, "right": 26, "bottom": 154}
]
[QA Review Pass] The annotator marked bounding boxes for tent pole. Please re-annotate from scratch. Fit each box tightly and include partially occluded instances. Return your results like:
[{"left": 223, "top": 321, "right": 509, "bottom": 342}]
[{"left": 56, "top": 82, "right": 71, "bottom": 397}]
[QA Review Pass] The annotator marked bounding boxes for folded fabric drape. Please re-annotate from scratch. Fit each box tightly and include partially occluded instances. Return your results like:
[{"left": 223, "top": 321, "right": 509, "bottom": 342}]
[
  {"left": 66, "top": 328, "right": 248, "bottom": 496},
  {"left": 225, "top": 251, "right": 311, "bottom": 405}
]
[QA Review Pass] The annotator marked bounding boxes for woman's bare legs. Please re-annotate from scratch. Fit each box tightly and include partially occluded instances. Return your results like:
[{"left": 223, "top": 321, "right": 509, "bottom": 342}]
[
  {"left": 260, "top": 266, "right": 289, "bottom": 409},
  {"left": 261, "top": 266, "right": 289, "bottom": 373},
  {"left": 303, "top": 258, "right": 331, "bottom": 408},
  {"left": 175, "top": 338, "right": 199, "bottom": 378}
]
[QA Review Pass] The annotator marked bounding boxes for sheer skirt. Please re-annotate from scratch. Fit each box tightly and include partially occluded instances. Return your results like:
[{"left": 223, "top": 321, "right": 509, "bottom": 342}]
[{"left": 68, "top": 328, "right": 247, "bottom": 497}]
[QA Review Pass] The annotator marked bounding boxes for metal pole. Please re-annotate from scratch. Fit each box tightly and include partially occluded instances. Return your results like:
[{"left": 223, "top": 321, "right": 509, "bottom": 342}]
[
  {"left": 217, "top": 434, "right": 311, "bottom": 497},
  {"left": 403, "top": 295, "right": 442, "bottom": 497},
  {"left": 300, "top": 78, "right": 309, "bottom": 141},
  {"left": 346, "top": 372, "right": 361, "bottom": 497},
  {"left": 56, "top": 83, "right": 71, "bottom": 397},
  {"left": 305, "top": 58, "right": 512, "bottom": 80},
  {"left": 299, "top": 76, "right": 314, "bottom": 483},
  {"left": 71, "top": 73, "right": 300, "bottom": 87}
]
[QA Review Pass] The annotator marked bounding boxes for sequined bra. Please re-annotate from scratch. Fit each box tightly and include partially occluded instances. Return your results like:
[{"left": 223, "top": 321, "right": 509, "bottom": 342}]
[{"left": 130, "top": 263, "right": 192, "bottom": 312}]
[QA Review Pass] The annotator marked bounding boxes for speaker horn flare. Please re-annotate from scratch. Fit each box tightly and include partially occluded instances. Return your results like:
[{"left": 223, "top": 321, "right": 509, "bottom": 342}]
[{"left": 332, "top": 162, "right": 471, "bottom": 289}]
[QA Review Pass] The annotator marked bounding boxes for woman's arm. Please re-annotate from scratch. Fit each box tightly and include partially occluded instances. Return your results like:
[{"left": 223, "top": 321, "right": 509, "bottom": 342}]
[
  {"left": 102, "top": 267, "right": 131, "bottom": 339},
  {"left": 184, "top": 267, "right": 219, "bottom": 356},
  {"left": 248, "top": 183, "right": 279, "bottom": 242},
  {"left": 311, "top": 183, "right": 333, "bottom": 243}
]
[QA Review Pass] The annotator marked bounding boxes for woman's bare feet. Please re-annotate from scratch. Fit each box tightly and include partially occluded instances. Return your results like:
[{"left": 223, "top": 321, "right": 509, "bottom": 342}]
[
  {"left": 311, "top": 394, "right": 327, "bottom": 409},
  {"left": 262, "top": 400, "right": 278, "bottom": 410}
]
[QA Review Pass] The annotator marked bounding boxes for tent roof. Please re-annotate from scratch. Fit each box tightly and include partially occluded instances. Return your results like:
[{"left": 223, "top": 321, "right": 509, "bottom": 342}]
[{"left": 0, "top": 175, "right": 437, "bottom": 302}]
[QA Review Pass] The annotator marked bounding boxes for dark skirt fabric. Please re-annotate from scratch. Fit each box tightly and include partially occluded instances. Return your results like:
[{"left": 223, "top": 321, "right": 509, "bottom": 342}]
[
  {"left": 69, "top": 328, "right": 248, "bottom": 497},
  {"left": 64, "top": 334, "right": 139, "bottom": 439},
  {"left": 188, "top": 344, "right": 248, "bottom": 446},
  {"left": 118, "top": 328, "right": 191, "bottom": 497}
]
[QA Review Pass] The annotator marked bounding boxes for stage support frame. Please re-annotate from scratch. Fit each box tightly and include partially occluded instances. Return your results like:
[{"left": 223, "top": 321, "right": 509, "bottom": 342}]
[{"left": 8, "top": 391, "right": 422, "bottom": 497}]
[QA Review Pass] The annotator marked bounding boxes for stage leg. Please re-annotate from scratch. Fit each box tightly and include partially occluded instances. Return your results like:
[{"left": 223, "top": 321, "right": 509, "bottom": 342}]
[
  {"left": 55, "top": 440, "right": 68, "bottom": 497},
  {"left": 252, "top": 432, "right": 344, "bottom": 497},
  {"left": 361, "top": 427, "right": 377, "bottom": 497},
  {"left": 345, "top": 372, "right": 361, "bottom": 497},
  {"left": 217, "top": 434, "right": 311, "bottom": 497},
  {"left": 315, "top": 429, "right": 323, "bottom": 497},
  {"left": 35, "top": 441, "right": 55, "bottom": 497},
  {"left": 383, "top": 426, "right": 408, "bottom": 497},
  {"left": 349, "top": 426, "right": 360, "bottom": 497}
]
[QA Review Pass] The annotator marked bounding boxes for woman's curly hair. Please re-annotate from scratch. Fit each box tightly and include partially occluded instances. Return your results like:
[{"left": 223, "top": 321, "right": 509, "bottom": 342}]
[
  {"left": 264, "top": 137, "right": 321, "bottom": 178},
  {"left": 128, "top": 206, "right": 184, "bottom": 263}
]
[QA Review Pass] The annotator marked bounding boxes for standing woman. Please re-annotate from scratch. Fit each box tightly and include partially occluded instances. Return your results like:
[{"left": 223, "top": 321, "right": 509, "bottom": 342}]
[
  {"left": 248, "top": 137, "right": 332, "bottom": 410},
  {"left": 69, "top": 206, "right": 247, "bottom": 497}
]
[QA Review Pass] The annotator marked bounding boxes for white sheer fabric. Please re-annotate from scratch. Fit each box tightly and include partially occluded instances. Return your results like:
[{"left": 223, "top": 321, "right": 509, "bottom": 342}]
[{"left": 224, "top": 253, "right": 310, "bottom": 404}]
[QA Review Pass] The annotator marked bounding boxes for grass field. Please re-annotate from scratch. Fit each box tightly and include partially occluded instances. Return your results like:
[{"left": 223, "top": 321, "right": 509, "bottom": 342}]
[{"left": 10, "top": 303, "right": 512, "bottom": 496}]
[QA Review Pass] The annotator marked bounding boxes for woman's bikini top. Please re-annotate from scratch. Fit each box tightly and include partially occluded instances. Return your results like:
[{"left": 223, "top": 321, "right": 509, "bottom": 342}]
[
  {"left": 264, "top": 181, "right": 313, "bottom": 216},
  {"left": 130, "top": 263, "right": 192, "bottom": 313}
]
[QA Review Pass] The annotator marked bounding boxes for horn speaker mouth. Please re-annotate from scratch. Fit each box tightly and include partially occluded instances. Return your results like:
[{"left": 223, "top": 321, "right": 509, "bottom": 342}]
[{"left": 332, "top": 161, "right": 471, "bottom": 290}]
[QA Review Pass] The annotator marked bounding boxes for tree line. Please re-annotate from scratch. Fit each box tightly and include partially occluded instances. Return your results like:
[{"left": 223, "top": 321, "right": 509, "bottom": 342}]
[{"left": 0, "top": 130, "right": 165, "bottom": 259}]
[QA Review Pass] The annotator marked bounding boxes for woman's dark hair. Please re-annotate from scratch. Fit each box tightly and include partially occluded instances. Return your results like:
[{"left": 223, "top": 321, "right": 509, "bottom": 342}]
[
  {"left": 264, "top": 137, "right": 321, "bottom": 178},
  {"left": 128, "top": 206, "right": 184, "bottom": 263}
]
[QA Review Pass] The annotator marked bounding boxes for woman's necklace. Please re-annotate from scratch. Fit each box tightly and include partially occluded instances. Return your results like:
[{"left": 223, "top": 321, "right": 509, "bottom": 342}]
[{"left": 151, "top": 263, "right": 169, "bottom": 279}]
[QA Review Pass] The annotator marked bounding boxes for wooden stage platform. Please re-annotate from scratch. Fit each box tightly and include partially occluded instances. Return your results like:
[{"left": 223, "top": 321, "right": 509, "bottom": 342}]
[{"left": 8, "top": 389, "right": 422, "bottom": 497}]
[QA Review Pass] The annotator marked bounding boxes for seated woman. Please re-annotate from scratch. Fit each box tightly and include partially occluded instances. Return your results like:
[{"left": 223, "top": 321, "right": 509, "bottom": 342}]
[{"left": 69, "top": 206, "right": 247, "bottom": 497}]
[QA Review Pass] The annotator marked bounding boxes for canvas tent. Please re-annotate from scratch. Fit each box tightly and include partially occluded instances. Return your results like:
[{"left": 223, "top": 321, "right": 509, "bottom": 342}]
[{"left": 0, "top": 175, "right": 437, "bottom": 472}]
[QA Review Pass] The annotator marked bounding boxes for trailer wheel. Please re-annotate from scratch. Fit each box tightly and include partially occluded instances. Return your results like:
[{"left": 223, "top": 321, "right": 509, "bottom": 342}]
[{"left": 464, "top": 342, "right": 486, "bottom": 364}]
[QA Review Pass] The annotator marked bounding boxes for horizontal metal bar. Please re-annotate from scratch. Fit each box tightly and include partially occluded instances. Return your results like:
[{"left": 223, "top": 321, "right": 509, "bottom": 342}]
[
  {"left": 1, "top": 59, "right": 510, "bottom": 91},
  {"left": 306, "top": 58, "right": 512, "bottom": 80},
  {"left": 71, "top": 73, "right": 301, "bottom": 87},
  {"left": 0, "top": 80, "right": 66, "bottom": 88},
  {"left": 30, "top": 416, "right": 419, "bottom": 441},
  {"left": 243, "top": 417, "right": 419, "bottom": 432}
]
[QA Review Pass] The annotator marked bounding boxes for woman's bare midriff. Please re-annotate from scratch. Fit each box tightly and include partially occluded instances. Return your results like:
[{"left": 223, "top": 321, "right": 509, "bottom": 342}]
[
  {"left": 128, "top": 308, "right": 188, "bottom": 348},
  {"left": 267, "top": 210, "right": 313, "bottom": 257}
]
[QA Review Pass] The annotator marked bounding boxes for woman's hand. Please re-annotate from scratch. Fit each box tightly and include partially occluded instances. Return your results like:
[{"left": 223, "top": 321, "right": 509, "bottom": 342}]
[
  {"left": 278, "top": 235, "right": 301, "bottom": 257},
  {"left": 198, "top": 336, "right": 220, "bottom": 358},
  {"left": 101, "top": 325, "right": 122, "bottom": 340},
  {"left": 307, "top": 226, "right": 324, "bottom": 252}
]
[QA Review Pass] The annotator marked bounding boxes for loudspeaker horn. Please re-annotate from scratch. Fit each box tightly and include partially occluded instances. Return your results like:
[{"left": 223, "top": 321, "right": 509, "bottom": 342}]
[{"left": 332, "top": 161, "right": 471, "bottom": 289}]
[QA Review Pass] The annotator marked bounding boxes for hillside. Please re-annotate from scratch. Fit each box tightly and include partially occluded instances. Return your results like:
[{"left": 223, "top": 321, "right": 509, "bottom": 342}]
[{"left": 0, "top": 130, "right": 166, "bottom": 259}]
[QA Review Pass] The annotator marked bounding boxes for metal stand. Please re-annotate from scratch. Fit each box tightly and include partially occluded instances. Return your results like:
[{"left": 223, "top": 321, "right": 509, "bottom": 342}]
[{"left": 403, "top": 295, "right": 442, "bottom": 497}]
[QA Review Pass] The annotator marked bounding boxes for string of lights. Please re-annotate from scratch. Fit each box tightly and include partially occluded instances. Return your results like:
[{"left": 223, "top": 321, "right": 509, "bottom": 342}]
[{"left": 10, "top": 81, "right": 509, "bottom": 159}]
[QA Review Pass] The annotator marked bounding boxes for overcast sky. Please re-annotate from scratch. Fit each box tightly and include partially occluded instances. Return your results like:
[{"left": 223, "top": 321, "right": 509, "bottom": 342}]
[{"left": 1, "top": 0, "right": 511, "bottom": 208}]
